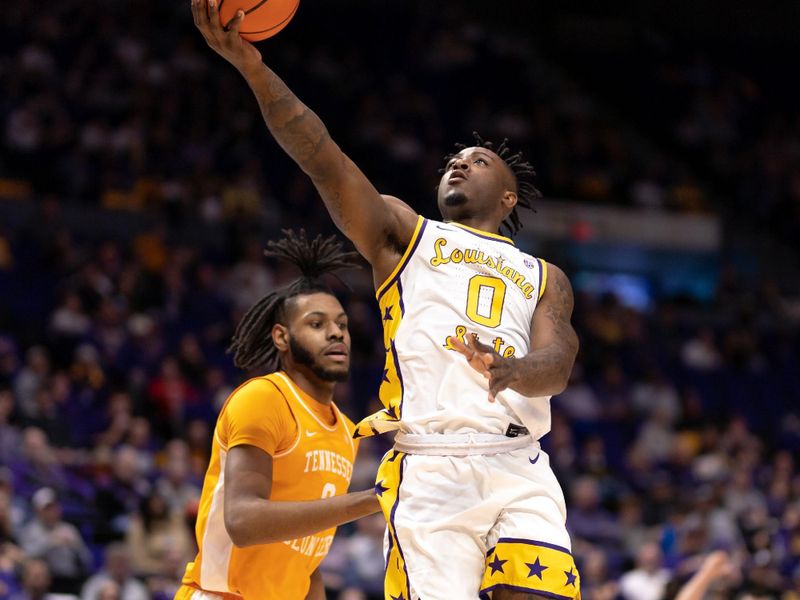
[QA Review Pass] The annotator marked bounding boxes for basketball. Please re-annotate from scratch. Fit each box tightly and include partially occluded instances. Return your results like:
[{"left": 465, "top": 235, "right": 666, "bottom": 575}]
[{"left": 219, "top": 0, "right": 300, "bottom": 42}]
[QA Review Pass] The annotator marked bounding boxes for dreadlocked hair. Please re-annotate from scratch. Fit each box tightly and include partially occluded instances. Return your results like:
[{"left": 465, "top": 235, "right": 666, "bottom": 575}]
[
  {"left": 442, "top": 131, "right": 542, "bottom": 236},
  {"left": 228, "top": 229, "right": 361, "bottom": 372}
]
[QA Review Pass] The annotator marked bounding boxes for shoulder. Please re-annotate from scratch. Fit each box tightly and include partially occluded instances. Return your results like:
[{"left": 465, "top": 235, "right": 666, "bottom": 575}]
[
  {"left": 381, "top": 195, "right": 417, "bottom": 220},
  {"left": 381, "top": 195, "right": 424, "bottom": 246},
  {"left": 540, "top": 262, "right": 572, "bottom": 297},
  {"left": 223, "top": 377, "right": 284, "bottom": 412},
  {"left": 221, "top": 376, "right": 298, "bottom": 454},
  {"left": 220, "top": 376, "right": 294, "bottom": 432}
]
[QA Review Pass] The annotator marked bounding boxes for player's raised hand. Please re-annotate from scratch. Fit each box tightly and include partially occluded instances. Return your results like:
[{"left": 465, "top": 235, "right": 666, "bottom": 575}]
[
  {"left": 450, "top": 334, "right": 518, "bottom": 402},
  {"left": 697, "top": 551, "right": 734, "bottom": 580},
  {"left": 192, "top": 0, "right": 262, "bottom": 73}
]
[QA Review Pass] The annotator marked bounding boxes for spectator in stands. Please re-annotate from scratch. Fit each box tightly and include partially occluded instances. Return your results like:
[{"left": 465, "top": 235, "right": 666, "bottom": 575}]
[
  {"left": 93, "top": 580, "right": 121, "bottom": 600},
  {"left": 153, "top": 440, "right": 200, "bottom": 516},
  {"left": 619, "top": 541, "right": 671, "bottom": 600},
  {"left": 0, "top": 488, "right": 25, "bottom": 598},
  {"left": 575, "top": 548, "right": 618, "bottom": 600},
  {"left": 49, "top": 292, "right": 91, "bottom": 341},
  {"left": 13, "top": 347, "right": 50, "bottom": 421},
  {"left": 124, "top": 491, "right": 193, "bottom": 580},
  {"left": 9, "top": 428, "right": 70, "bottom": 502},
  {"left": 145, "top": 357, "right": 198, "bottom": 440},
  {"left": 9, "top": 558, "right": 58, "bottom": 600},
  {"left": 18, "top": 488, "right": 91, "bottom": 595},
  {"left": 681, "top": 327, "right": 722, "bottom": 371},
  {"left": 0, "top": 388, "right": 21, "bottom": 465},
  {"left": 93, "top": 446, "right": 151, "bottom": 543},
  {"left": 338, "top": 513, "right": 386, "bottom": 599},
  {"left": 80, "top": 543, "right": 148, "bottom": 600},
  {"left": 567, "top": 476, "right": 621, "bottom": 548}
]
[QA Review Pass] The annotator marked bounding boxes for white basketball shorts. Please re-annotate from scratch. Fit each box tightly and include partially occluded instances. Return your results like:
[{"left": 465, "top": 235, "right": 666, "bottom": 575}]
[{"left": 375, "top": 433, "right": 581, "bottom": 600}]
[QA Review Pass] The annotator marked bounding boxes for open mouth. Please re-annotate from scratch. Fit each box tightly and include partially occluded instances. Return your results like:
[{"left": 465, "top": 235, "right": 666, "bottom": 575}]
[{"left": 449, "top": 172, "right": 467, "bottom": 182}]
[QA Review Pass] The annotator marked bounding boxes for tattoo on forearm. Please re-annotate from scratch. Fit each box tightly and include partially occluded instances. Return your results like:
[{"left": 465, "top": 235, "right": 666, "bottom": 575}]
[
  {"left": 251, "top": 67, "right": 332, "bottom": 175},
  {"left": 544, "top": 269, "right": 576, "bottom": 343},
  {"left": 243, "top": 64, "right": 395, "bottom": 252},
  {"left": 270, "top": 110, "right": 329, "bottom": 165},
  {"left": 515, "top": 268, "right": 579, "bottom": 395}
]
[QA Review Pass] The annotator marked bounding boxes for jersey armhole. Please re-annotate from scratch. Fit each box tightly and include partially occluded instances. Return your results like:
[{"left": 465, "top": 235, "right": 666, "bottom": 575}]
[
  {"left": 376, "top": 215, "right": 427, "bottom": 299},
  {"left": 538, "top": 259, "right": 548, "bottom": 300}
]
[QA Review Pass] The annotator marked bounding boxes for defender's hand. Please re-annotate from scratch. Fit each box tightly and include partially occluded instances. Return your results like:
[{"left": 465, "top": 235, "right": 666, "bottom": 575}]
[
  {"left": 450, "top": 334, "right": 518, "bottom": 402},
  {"left": 191, "top": 0, "right": 262, "bottom": 73},
  {"left": 698, "top": 551, "right": 734, "bottom": 580}
]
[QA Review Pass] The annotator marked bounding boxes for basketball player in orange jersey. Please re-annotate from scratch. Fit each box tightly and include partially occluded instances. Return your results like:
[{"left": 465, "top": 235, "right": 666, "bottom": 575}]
[
  {"left": 192, "top": 2, "right": 581, "bottom": 598},
  {"left": 175, "top": 231, "right": 379, "bottom": 600}
]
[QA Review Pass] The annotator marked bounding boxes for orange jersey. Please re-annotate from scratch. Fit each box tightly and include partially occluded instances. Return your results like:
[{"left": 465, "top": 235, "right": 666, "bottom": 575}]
[{"left": 180, "top": 371, "right": 358, "bottom": 599}]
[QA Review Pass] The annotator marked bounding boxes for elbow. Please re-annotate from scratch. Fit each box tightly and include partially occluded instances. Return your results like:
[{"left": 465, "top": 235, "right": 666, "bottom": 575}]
[
  {"left": 224, "top": 505, "right": 262, "bottom": 548},
  {"left": 224, "top": 511, "right": 250, "bottom": 548},
  {"left": 551, "top": 345, "right": 579, "bottom": 396},
  {"left": 225, "top": 500, "right": 280, "bottom": 547},
  {"left": 543, "top": 371, "right": 570, "bottom": 397},
  {"left": 549, "top": 377, "right": 570, "bottom": 397}
]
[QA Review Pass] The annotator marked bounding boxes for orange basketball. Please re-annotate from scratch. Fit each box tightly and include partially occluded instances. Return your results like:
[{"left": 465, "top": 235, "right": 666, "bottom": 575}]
[{"left": 219, "top": 0, "right": 300, "bottom": 42}]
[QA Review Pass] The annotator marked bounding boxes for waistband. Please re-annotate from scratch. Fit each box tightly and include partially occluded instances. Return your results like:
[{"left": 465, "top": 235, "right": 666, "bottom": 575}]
[
  {"left": 178, "top": 583, "right": 239, "bottom": 600},
  {"left": 393, "top": 432, "right": 537, "bottom": 456}
]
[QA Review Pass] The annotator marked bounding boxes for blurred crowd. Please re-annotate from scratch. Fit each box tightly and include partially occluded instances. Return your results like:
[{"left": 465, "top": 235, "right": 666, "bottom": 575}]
[
  {"left": 2, "top": 0, "right": 800, "bottom": 599},
  {"left": 553, "top": 26, "right": 800, "bottom": 248},
  {"left": 0, "top": 201, "right": 798, "bottom": 599},
  {"left": 1, "top": 0, "right": 717, "bottom": 230}
]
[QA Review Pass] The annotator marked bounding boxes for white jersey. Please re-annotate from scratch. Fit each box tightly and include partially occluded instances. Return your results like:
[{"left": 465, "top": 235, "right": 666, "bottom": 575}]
[{"left": 354, "top": 216, "right": 552, "bottom": 440}]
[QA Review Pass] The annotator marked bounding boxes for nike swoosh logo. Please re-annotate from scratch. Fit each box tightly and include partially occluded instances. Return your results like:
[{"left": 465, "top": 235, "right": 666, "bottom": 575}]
[
  {"left": 436, "top": 225, "right": 451, "bottom": 230},
  {"left": 305, "top": 431, "right": 318, "bottom": 437},
  {"left": 529, "top": 453, "right": 540, "bottom": 465}
]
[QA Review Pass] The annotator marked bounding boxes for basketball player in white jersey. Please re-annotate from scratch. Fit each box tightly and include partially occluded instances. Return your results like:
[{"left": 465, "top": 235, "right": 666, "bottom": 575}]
[{"left": 193, "top": 2, "right": 581, "bottom": 598}]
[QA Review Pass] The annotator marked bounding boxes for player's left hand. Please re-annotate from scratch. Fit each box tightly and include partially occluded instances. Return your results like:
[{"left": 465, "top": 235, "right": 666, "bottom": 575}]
[
  {"left": 192, "top": 0, "right": 263, "bottom": 74},
  {"left": 450, "top": 334, "right": 518, "bottom": 402}
]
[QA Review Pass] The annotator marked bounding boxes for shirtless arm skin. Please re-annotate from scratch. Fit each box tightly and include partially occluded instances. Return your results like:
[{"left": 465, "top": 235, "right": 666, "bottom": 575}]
[
  {"left": 191, "top": 0, "right": 417, "bottom": 283},
  {"left": 452, "top": 264, "right": 579, "bottom": 400},
  {"left": 305, "top": 569, "right": 326, "bottom": 600},
  {"left": 223, "top": 444, "right": 379, "bottom": 547}
]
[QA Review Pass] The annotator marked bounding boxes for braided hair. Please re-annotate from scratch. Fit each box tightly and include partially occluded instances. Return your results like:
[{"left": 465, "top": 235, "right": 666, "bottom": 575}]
[
  {"left": 228, "top": 229, "right": 361, "bottom": 372},
  {"left": 443, "top": 132, "right": 542, "bottom": 236}
]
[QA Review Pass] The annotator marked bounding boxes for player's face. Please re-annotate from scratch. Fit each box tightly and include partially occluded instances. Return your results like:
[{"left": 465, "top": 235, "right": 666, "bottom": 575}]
[
  {"left": 285, "top": 292, "right": 351, "bottom": 382},
  {"left": 436, "top": 147, "right": 516, "bottom": 222}
]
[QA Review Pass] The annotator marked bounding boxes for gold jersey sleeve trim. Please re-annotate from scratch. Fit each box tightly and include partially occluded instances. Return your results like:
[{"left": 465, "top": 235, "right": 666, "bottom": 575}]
[
  {"left": 376, "top": 216, "right": 426, "bottom": 300},
  {"left": 539, "top": 259, "right": 548, "bottom": 300}
]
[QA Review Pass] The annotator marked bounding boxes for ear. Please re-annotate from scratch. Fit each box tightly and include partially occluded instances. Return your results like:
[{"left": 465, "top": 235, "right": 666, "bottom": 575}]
[
  {"left": 502, "top": 190, "right": 518, "bottom": 211},
  {"left": 272, "top": 323, "right": 289, "bottom": 353}
]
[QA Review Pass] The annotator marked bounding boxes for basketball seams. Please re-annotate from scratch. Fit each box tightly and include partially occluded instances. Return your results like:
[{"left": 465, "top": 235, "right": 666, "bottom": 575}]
[
  {"left": 239, "top": 1, "right": 298, "bottom": 36},
  {"left": 244, "top": 0, "right": 271, "bottom": 16},
  {"left": 218, "top": 0, "right": 299, "bottom": 41}
]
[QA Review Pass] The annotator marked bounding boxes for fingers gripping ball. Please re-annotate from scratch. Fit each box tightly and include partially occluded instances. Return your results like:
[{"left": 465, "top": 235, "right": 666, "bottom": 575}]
[{"left": 219, "top": 0, "right": 300, "bottom": 42}]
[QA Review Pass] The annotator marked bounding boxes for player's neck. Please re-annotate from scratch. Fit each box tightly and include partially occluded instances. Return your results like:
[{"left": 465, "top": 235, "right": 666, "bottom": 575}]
[
  {"left": 450, "top": 216, "right": 502, "bottom": 236},
  {"left": 283, "top": 366, "right": 336, "bottom": 404}
]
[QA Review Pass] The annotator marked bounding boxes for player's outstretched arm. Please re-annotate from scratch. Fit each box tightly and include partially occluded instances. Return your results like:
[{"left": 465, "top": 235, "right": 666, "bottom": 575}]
[
  {"left": 452, "top": 263, "right": 578, "bottom": 400},
  {"left": 223, "top": 444, "right": 380, "bottom": 547},
  {"left": 675, "top": 551, "right": 734, "bottom": 600},
  {"left": 191, "top": 0, "right": 417, "bottom": 278}
]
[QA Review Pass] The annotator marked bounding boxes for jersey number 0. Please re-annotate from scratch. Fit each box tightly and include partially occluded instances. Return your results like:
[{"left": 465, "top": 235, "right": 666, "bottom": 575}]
[{"left": 465, "top": 275, "right": 507, "bottom": 328}]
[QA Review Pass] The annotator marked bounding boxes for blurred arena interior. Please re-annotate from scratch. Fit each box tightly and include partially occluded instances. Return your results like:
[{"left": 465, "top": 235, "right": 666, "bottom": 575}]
[{"left": 1, "top": 0, "right": 799, "bottom": 598}]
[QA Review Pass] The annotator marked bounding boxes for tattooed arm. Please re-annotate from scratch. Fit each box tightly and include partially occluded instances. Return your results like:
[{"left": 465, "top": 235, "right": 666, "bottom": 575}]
[
  {"left": 516, "top": 264, "right": 580, "bottom": 396},
  {"left": 191, "top": 0, "right": 417, "bottom": 282},
  {"left": 452, "top": 263, "right": 579, "bottom": 400}
]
